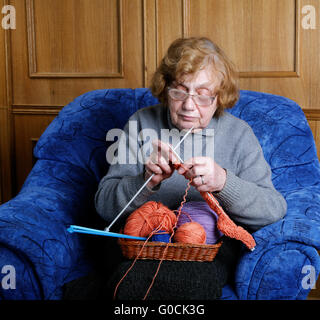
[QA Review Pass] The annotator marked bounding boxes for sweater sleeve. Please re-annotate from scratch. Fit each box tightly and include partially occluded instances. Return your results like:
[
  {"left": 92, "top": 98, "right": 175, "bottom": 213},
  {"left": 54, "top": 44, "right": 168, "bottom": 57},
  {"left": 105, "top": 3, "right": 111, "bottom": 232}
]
[
  {"left": 213, "top": 126, "right": 287, "bottom": 231},
  {"left": 94, "top": 115, "right": 158, "bottom": 225}
]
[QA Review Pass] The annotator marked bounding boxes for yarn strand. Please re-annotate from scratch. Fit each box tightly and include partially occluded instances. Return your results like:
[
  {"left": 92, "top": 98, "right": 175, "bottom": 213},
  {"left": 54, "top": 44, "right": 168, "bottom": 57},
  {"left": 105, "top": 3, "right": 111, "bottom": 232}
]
[
  {"left": 142, "top": 179, "right": 193, "bottom": 300},
  {"left": 113, "top": 220, "right": 165, "bottom": 299}
]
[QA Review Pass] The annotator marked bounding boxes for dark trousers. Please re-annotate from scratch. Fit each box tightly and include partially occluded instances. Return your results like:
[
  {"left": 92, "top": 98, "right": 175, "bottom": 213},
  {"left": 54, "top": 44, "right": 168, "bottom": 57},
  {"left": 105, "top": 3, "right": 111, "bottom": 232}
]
[{"left": 63, "top": 236, "right": 241, "bottom": 300}]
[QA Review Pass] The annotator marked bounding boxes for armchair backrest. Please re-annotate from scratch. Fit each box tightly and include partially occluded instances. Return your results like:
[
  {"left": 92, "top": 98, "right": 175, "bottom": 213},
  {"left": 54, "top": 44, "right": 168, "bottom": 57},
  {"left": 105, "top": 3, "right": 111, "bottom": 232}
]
[
  {"left": 34, "top": 89, "right": 158, "bottom": 181},
  {"left": 34, "top": 89, "right": 320, "bottom": 191}
]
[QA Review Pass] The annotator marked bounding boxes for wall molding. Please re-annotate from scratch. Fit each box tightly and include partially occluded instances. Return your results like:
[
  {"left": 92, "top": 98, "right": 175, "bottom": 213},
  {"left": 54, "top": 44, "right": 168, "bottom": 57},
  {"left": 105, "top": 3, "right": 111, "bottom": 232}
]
[
  {"left": 12, "top": 105, "right": 62, "bottom": 115},
  {"left": 239, "top": 0, "right": 300, "bottom": 78},
  {"left": 181, "top": 0, "right": 300, "bottom": 79},
  {"left": 303, "top": 109, "right": 320, "bottom": 121},
  {"left": 0, "top": 0, "right": 13, "bottom": 203},
  {"left": 25, "top": 0, "right": 124, "bottom": 78}
]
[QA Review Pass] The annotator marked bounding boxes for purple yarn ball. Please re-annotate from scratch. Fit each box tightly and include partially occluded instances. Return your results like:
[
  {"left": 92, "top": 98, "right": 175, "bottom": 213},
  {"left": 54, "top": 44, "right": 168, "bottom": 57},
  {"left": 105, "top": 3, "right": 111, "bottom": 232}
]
[{"left": 176, "top": 201, "right": 224, "bottom": 244}]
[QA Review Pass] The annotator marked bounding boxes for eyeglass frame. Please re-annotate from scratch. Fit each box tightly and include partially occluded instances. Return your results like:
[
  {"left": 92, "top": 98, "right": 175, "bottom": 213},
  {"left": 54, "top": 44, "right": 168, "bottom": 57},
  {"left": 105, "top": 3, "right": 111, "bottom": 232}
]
[{"left": 167, "top": 87, "right": 216, "bottom": 106}]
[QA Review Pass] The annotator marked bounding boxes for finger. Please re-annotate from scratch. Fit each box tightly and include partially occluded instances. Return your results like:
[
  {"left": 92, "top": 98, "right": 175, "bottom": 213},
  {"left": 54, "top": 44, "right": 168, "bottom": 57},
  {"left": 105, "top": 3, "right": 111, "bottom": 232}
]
[
  {"left": 150, "top": 151, "right": 161, "bottom": 166},
  {"left": 184, "top": 166, "right": 207, "bottom": 180},
  {"left": 179, "top": 157, "right": 209, "bottom": 176},
  {"left": 146, "top": 173, "right": 163, "bottom": 189},
  {"left": 150, "top": 140, "right": 163, "bottom": 164},
  {"left": 157, "top": 156, "right": 173, "bottom": 175},
  {"left": 192, "top": 175, "right": 203, "bottom": 186},
  {"left": 184, "top": 157, "right": 207, "bottom": 166},
  {"left": 177, "top": 157, "right": 200, "bottom": 174},
  {"left": 195, "top": 184, "right": 208, "bottom": 193},
  {"left": 176, "top": 163, "right": 188, "bottom": 175},
  {"left": 146, "top": 162, "right": 163, "bottom": 175},
  {"left": 153, "top": 140, "right": 180, "bottom": 164},
  {"left": 177, "top": 162, "right": 193, "bottom": 175}
]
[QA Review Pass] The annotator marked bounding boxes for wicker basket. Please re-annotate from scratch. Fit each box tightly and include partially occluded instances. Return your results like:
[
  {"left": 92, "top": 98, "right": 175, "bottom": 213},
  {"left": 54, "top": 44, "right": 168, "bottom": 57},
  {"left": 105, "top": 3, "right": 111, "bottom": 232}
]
[{"left": 118, "top": 238, "right": 222, "bottom": 262}]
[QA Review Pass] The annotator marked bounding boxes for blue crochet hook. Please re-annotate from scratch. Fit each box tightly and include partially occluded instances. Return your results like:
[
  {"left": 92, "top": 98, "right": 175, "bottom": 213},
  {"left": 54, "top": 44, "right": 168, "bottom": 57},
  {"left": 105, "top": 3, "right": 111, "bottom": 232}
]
[{"left": 67, "top": 225, "right": 147, "bottom": 240}]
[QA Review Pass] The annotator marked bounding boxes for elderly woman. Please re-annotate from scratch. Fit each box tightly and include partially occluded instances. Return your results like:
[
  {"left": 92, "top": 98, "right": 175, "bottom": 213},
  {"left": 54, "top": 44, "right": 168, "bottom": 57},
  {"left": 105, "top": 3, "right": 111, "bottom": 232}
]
[
  {"left": 93, "top": 37, "right": 287, "bottom": 300},
  {"left": 95, "top": 37, "right": 286, "bottom": 232}
]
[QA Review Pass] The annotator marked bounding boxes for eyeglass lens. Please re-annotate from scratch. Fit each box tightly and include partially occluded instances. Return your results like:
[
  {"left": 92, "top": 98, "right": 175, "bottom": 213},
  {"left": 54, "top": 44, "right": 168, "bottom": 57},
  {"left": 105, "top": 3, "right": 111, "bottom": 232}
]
[{"left": 169, "top": 89, "right": 213, "bottom": 105}]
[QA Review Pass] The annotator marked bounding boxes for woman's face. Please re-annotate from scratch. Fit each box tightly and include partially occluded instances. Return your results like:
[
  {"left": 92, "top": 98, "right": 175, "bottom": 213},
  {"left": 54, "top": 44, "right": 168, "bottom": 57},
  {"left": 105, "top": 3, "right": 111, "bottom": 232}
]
[{"left": 168, "top": 67, "right": 220, "bottom": 130}]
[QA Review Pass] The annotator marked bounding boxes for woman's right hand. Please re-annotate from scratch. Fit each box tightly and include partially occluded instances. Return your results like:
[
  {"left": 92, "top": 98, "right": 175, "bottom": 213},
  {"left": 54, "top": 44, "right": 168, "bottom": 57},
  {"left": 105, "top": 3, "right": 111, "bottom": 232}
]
[{"left": 144, "top": 140, "right": 179, "bottom": 189}]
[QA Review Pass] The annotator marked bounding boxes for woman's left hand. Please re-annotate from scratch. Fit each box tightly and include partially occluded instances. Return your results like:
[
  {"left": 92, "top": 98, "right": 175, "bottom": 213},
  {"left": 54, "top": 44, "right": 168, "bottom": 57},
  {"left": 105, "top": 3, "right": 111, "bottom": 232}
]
[{"left": 177, "top": 157, "right": 227, "bottom": 193}]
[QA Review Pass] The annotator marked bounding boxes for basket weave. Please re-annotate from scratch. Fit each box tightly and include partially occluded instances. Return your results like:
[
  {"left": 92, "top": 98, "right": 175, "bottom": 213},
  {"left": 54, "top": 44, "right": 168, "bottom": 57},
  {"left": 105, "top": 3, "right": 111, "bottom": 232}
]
[{"left": 118, "top": 238, "right": 222, "bottom": 262}]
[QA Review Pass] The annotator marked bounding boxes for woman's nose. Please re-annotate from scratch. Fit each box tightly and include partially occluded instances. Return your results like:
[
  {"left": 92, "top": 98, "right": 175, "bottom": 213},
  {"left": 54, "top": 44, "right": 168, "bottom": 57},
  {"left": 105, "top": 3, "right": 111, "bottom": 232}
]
[{"left": 183, "top": 95, "right": 196, "bottom": 110}]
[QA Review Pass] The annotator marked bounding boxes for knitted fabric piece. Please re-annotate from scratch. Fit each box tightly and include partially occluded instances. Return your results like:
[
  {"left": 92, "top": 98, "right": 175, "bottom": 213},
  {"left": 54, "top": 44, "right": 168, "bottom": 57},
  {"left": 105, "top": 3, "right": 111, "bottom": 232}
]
[{"left": 201, "top": 192, "right": 256, "bottom": 250}]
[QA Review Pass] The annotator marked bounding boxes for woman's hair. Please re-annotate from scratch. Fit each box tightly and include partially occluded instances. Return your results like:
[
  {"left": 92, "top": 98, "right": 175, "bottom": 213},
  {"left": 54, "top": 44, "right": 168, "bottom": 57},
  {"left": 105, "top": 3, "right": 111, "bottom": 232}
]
[{"left": 150, "top": 37, "right": 239, "bottom": 118}]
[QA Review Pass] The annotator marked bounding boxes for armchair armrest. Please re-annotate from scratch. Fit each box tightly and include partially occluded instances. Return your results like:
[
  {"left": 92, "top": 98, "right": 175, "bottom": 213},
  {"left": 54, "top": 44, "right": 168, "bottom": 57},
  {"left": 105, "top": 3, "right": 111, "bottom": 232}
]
[
  {"left": 233, "top": 186, "right": 320, "bottom": 300},
  {"left": 0, "top": 159, "right": 98, "bottom": 299}
]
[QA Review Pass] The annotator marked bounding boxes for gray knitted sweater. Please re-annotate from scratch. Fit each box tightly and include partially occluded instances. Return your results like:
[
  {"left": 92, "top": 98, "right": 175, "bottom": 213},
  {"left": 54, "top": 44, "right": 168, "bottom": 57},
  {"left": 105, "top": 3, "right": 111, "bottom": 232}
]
[{"left": 95, "top": 104, "right": 287, "bottom": 231}]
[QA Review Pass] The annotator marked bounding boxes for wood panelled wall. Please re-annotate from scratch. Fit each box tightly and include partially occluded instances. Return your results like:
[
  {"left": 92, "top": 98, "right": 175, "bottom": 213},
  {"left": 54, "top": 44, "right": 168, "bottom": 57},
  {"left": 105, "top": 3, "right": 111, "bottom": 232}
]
[{"left": 1, "top": 0, "right": 320, "bottom": 198}]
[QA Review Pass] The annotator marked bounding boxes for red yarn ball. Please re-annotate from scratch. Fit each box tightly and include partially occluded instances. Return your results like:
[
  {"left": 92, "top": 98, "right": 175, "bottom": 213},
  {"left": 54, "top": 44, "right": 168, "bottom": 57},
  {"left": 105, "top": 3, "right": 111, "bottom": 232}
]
[
  {"left": 173, "top": 222, "right": 207, "bottom": 244},
  {"left": 124, "top": 201, "right": 177, "bottom": 238}
]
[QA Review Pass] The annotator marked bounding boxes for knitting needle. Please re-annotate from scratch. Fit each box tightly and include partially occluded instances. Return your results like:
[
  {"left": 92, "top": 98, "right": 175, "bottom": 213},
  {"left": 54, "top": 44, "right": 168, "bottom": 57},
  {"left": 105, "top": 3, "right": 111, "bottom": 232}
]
[
  {"left": 104, "top": 125, "right": 195, "bottom": 232},
  {"left": 167, "top": 144, "right": 219, "bottom": 206}
]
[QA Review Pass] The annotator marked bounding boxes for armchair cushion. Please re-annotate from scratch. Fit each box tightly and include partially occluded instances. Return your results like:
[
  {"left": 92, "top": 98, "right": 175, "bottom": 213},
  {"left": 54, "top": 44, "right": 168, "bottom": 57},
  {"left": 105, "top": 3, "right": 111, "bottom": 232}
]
[{"left": 0, "top": 160, "right": 97, "bottom": 299}]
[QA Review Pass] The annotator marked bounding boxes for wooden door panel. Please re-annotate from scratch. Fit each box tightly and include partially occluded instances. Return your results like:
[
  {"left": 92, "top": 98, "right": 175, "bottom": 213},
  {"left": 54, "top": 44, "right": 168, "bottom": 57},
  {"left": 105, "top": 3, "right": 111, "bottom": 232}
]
[
  {"left": 188, "top": 0, "right": 296, "bottom": 74},
  {"left": 28, "top": 0, "right": 122, "bottom": 77},
  {"left": 10, "top": 0, "right": 144, "bottom": 106}
]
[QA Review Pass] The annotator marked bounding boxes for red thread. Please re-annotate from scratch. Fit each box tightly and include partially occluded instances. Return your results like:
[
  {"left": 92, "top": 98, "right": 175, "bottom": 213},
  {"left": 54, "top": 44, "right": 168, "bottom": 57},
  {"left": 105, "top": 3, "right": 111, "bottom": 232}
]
[{"left": 142, "top": 179, "right": 193, "bottom": 300}]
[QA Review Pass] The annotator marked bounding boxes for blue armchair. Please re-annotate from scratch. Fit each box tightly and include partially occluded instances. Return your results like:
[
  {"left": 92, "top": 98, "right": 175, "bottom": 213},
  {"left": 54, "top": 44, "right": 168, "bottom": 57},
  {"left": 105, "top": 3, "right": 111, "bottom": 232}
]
[{"left": 0, "top": 88, "right": 319, "bottom": 300}]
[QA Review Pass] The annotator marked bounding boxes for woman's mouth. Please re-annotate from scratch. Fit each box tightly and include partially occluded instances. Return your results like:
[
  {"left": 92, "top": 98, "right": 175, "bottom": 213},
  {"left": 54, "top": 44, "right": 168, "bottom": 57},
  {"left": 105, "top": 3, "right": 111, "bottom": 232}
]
[{"left": 179, "top": 114, "right": 195, "bottom": 121}]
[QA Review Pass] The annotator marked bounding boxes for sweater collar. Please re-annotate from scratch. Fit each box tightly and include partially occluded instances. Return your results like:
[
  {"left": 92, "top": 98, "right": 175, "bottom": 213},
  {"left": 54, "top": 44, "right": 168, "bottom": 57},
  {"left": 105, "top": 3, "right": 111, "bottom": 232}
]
[{"left": 166, "top": 105, "right": 218, "bottom": 137}]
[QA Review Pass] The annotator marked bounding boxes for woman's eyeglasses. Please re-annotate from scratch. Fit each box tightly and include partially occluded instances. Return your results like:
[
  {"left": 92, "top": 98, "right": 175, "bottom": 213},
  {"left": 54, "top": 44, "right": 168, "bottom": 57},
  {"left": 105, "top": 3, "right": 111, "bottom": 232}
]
[{"left": 168, "top": 87, "right": 216, "bottom": 106}]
